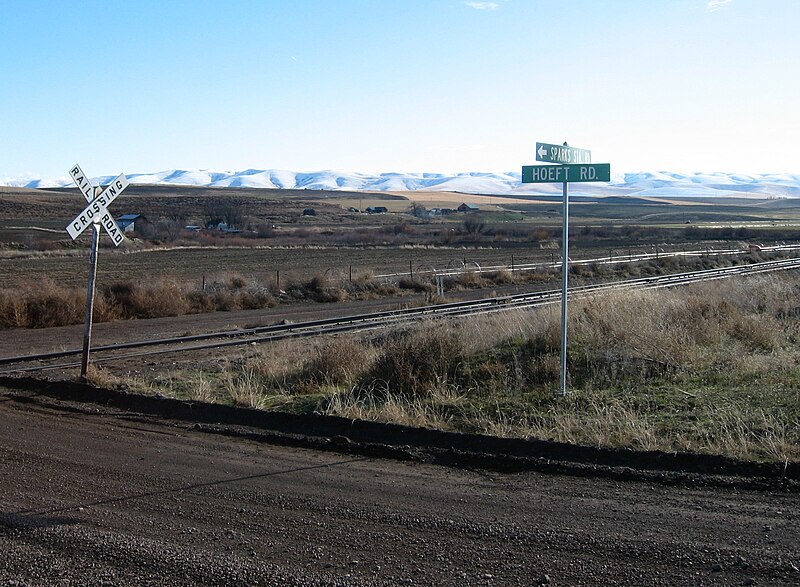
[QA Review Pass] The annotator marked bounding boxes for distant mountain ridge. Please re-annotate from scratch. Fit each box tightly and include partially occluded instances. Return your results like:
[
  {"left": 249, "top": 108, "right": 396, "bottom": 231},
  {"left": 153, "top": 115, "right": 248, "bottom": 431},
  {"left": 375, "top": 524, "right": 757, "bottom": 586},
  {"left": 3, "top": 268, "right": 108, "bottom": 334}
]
[{"left": 2, "top": 169, "right": 799, "bottom": 199}]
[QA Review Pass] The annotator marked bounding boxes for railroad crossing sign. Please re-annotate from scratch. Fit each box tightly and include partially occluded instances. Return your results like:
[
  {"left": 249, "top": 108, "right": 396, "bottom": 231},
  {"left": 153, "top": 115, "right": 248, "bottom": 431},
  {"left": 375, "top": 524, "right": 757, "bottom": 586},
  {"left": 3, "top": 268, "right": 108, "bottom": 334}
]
[
  {"left": 64, "top": 163, "right": 130, "bottom": 379},
  {"left": 65, "top": 164, "right": 128, "bottom": 245},
  {"left": 535, "top": 142, "right": 591, "bottom": 165}
]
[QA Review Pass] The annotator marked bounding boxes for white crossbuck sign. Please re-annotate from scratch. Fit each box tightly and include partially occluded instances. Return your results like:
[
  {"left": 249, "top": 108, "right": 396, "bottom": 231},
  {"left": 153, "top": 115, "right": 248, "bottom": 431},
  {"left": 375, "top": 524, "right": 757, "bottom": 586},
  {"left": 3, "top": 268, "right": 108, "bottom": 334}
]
[{"left": 65, "top": 164, "right": 129, "bottom": 246}]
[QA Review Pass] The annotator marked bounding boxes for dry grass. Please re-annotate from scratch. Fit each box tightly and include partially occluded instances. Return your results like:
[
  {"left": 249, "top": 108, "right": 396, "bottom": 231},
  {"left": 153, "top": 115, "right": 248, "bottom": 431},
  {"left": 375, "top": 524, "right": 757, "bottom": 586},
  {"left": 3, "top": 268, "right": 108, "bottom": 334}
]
[
  {"left": 223, "top": 366, "right": 269, "bottom": 409},
  {"left": 0, "top": 279, "right": 86, "bottom": 328},
  {"left": 368, "top": 322, "right": 464, "bottom": 398},
  {"left": 0, "top": 274, "right": 279, "bottom": 328},
  {"left": 186, "top": 373, "right": 217, "bottom": 403},
  {"left": 322, "top": 383, "right": 463, "bottom": 430},
  {"left": 322, "top": 274, "right": 800, "bottom": 461},
  {"left": 77, "top": 272, "right": 800, "bottom": 462},
  {"left": 303, "top": 337, "right": 378, "bottom": 386}
]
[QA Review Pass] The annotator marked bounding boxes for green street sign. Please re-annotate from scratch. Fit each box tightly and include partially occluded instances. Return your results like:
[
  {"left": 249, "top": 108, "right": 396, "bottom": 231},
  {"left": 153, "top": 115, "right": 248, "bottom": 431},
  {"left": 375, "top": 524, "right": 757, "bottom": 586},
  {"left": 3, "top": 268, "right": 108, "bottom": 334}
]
[
  {"left": 522, "top": 163, "right": 611, "bottom": 183},
  {"left": 536, "top": 142, "right": 591, "bottom": 165}
]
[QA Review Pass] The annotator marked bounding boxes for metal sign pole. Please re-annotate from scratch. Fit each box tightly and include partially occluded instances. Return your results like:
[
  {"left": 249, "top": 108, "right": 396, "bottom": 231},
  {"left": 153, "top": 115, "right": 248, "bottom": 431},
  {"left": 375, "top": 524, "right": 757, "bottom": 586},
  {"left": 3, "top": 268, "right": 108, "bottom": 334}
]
[
  {"left": 522, "top": 140, "right": 610, "bottom": 396},
  {"left": 80, "top": 190, "right": 102, "bottom": 380},
  {"left": 559, "top": 178, "right": 569, "bottom": 396}
]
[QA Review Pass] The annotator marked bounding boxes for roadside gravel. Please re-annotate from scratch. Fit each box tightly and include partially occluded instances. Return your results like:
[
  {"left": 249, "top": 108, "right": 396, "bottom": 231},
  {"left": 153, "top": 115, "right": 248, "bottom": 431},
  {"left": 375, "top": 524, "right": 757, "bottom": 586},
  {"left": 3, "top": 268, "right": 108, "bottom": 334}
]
[{"left": 1, "top": 386, "right": 798, "bottom": 586}]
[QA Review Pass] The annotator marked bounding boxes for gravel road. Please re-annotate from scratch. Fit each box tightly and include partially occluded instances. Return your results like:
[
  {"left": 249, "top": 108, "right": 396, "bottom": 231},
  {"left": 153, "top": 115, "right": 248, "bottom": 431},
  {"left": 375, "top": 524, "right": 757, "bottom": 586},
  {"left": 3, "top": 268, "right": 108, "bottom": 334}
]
[{"left": 1, "top": 386, "right": 797, "bottom": 586}]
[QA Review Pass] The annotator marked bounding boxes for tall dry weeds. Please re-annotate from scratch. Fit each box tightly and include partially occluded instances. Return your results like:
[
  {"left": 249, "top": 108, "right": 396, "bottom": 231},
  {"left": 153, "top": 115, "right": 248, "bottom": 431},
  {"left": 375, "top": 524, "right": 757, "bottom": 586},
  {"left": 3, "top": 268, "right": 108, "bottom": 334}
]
[
  {"left": 303, "top": 337, "right": 377, "bottom": 386},
  {"left": 0, "top": 279, "right": 86, "bottom": 328},
  {"left": 368, "top": 321, "right": 464, "bottom": 398},
  {"left": 223, "top": 366, "right": 269, "bottom": 409}
]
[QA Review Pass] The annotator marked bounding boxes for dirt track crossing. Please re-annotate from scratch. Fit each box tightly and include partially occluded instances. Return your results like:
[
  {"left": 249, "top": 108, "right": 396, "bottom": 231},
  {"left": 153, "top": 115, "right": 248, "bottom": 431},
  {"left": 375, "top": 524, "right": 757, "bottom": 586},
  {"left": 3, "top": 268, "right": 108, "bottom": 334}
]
[{"left": 1, "top": 385, "right": 798, "bottom": 586}]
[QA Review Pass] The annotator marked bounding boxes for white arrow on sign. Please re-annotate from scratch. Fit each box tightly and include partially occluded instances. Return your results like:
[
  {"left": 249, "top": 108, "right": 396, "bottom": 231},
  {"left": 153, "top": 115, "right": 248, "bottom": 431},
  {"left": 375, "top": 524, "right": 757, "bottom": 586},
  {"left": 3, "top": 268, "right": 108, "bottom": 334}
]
[
  {"left": 65, "top": 167, "right": 129, "bottom": 246},
  {"left": 537, "top": 145, "right": 547, "bottom": 158}
]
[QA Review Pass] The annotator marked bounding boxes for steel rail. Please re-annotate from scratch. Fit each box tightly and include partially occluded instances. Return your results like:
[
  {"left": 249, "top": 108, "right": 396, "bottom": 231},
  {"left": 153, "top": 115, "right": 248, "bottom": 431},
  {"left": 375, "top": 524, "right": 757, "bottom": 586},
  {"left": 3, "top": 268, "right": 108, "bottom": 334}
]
[{"left": 3, "top": 257, "right": 800, "bottom": 374}]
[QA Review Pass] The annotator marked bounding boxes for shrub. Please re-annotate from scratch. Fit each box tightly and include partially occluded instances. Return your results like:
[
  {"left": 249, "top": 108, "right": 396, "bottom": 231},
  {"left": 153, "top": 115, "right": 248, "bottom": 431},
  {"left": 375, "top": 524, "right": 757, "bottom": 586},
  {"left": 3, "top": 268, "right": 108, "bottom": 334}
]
[
  {"left": 304, "top": 274, "right": 348, "bottom": 303},
  {"left": 483, "top": 269, "right": 515, "bottom": 286},
  {"left": 367, "top": 323, "right": 464, "bottom": 398},
  {"left": 303, "top": 337, "right": 375, "bottom": 386},
  {"left": 24, "top": 283, "right": 84, "bottom": 328},
  {"left": 238, "top": 289, "right": 275, "bottom": 310},
  {"left": 398, "top": 277, "right": 434, "bottom": 293},
  {"left": 0, "top": 290, "right": 28, "bottom": 327},
  {"left": 452, "top": 270, "right": 485, "bottom": 289}
]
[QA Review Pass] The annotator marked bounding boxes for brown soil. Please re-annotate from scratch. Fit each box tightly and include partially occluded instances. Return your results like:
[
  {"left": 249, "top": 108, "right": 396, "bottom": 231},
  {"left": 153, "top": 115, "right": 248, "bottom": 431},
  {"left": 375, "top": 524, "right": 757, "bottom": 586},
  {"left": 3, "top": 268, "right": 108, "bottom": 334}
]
[{"left": 1, "top": 384, "right": 798, "bottom": 586}]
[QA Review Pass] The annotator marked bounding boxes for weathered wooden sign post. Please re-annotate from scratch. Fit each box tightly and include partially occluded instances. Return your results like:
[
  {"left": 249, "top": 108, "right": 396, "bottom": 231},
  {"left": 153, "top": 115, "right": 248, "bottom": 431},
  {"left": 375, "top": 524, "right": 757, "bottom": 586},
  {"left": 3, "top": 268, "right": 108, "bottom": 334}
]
[
  {"left": 522, "top": 143, "right": 611, "bottom": 396},
  {"left": 65, "top": 164, "right": 129, "bottom": 379}
]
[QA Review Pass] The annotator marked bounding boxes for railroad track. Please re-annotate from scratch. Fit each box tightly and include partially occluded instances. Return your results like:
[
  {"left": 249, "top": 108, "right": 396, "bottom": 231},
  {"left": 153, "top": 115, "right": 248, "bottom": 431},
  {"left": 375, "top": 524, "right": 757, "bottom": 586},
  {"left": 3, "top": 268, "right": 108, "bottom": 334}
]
[{"left": 4, "top": 257, "right": 800, "bottom": 375}]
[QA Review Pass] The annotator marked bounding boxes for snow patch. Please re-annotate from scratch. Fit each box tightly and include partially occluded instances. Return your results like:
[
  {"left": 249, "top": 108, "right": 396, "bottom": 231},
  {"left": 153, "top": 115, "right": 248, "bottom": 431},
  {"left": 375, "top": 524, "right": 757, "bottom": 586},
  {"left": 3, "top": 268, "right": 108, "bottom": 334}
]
[{"left": 1, "top": 168, "right": 797, "bottom": 199}]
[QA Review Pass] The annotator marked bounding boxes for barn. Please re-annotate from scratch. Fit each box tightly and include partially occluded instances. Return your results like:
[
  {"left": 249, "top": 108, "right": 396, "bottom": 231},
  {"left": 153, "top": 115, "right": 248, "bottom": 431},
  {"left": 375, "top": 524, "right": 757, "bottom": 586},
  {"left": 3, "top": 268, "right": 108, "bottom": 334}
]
[{"left": 117, "top": 214, "right": 145, "bottom": 233}]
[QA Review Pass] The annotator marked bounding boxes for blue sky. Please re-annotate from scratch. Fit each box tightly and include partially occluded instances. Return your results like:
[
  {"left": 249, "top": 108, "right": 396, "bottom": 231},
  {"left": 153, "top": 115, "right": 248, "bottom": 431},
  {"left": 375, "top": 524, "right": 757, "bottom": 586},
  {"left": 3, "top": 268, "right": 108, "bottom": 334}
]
[{"left": 1, "top": 0, "right": 798, "bottom": 180}]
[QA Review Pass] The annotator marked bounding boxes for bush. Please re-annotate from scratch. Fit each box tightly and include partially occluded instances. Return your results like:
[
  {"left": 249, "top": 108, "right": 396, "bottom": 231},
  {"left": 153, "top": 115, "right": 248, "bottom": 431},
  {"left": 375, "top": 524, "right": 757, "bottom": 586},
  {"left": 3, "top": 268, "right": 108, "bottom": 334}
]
[
  {"left": 398, "top": 277, "right": 434, "bottom": 293},
  {"left": 367, "top": 323, "right": 464, "bottom": 398},
  {"left": 483, "top": 269, "right": 515, "bottom": 285},
  {"left": 0, "top": 291, "right": 27, "bottom": 327},
  {"left": 25, "top": 285, "right": 85, "bottom": 328},
  {"left": 0, "top": 280, "right": 85, "bottom": 328},
  {"left": 304, "top": 337, "right": 375, "bottom": 386},
  {"left": 104, "top": 279, "right": 189, "bottom": 319}
]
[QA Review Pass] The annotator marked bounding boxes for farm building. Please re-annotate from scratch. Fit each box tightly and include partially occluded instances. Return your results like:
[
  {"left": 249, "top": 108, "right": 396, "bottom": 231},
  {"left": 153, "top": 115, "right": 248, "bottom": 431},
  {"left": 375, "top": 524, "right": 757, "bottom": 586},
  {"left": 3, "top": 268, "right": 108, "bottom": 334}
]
[
  {"left": 457, "top": 203, "right": 480, "bottom": 213},
  {"left": 366, "top": 206, "right": 388, "bottom": 214},
  {"left": 117, "top": 214, "right": 146, "bottom": 233},
  {"left": 207, "top": 221, "right": 241, "bottom": 233}
]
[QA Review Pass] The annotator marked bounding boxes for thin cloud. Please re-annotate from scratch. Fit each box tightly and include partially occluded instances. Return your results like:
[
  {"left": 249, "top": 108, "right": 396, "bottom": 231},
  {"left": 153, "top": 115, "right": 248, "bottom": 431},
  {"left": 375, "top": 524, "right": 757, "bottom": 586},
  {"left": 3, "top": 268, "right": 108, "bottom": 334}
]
[
  {"left": 707, "top": 0, "right": 733, "bottom": 11},
  {"left": 465, "top": 2, "right": 499, "bottom": 10}
]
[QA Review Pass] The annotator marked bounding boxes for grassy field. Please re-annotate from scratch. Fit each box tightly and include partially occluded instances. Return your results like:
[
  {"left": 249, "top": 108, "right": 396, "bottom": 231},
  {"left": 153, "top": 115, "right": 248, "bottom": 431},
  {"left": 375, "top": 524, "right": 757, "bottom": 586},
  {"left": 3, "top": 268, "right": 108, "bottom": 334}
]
[
  {"left": 89, "top": 272, "right": 800, "bottom": 463},
  {"left": 5, "top": 185, "right": 799, "bottom": 462}
]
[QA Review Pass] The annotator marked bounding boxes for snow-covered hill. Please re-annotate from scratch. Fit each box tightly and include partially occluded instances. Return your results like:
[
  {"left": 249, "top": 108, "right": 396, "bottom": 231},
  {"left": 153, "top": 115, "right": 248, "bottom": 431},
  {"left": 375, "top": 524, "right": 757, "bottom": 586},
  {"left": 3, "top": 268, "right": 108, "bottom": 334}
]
[{"left": 2, "top": 169, "right": 798, "bottom": 199}]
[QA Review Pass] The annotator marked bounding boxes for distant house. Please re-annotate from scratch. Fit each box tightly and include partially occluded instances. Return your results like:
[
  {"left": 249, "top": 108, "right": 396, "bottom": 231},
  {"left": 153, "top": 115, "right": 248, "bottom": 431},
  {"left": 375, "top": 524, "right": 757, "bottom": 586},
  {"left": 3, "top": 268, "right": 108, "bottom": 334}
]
[
  {"left": 208, "top": 221, "right": 240, "bottom": 233},
  {"left": 458, "top": 203, "right": 480, "bottom": 213},
  {"left": 117, "top": 214, "right": 145, "bottom": 233},
  {"left": 302, "top": 208, "right": 316, "bottom": 216},
  {"left": 366, "top": 206, "right": 388, "bottom": 214}
]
